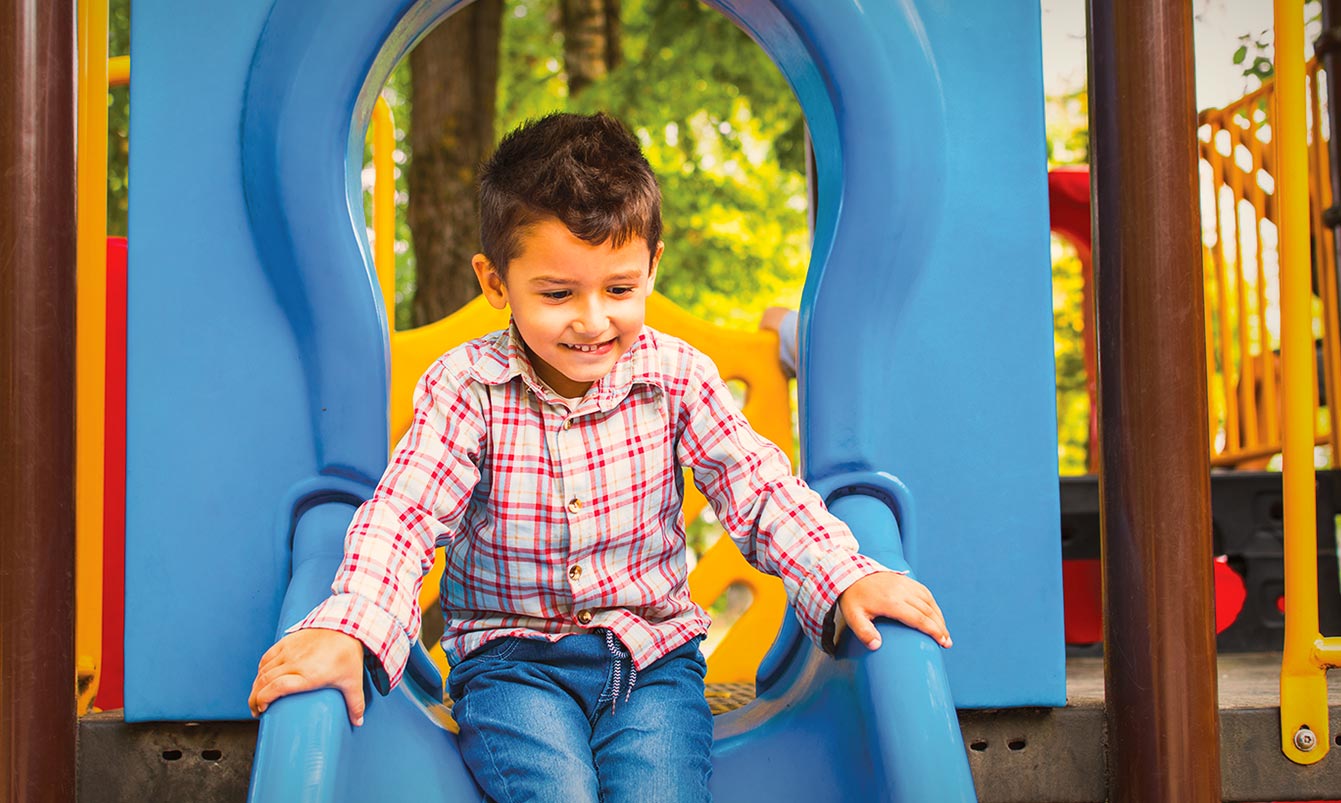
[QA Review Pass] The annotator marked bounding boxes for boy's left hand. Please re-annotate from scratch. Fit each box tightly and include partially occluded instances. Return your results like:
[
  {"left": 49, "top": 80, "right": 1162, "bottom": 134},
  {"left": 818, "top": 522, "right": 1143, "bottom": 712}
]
[{"left": 838, "top": 571, "right": 953, "bottom": 651}]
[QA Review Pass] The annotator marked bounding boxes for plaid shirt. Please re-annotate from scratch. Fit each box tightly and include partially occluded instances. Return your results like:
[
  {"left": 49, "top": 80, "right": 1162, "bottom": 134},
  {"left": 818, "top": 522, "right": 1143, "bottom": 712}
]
[{"left": 294, "top": 325, "right": 885, "bottom": 692}]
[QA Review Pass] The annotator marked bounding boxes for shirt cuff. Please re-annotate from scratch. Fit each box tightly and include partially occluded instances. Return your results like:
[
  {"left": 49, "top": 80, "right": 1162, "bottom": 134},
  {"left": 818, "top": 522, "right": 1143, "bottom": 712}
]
[
  {"left": 795, "top": 551, "right": 889, "bottom": 652},
  {"left": 818, "top": 565, "right": 913, "bottom": 653},
  {"left": 288, "top": 593, "right": 410, "bottom": 696}
]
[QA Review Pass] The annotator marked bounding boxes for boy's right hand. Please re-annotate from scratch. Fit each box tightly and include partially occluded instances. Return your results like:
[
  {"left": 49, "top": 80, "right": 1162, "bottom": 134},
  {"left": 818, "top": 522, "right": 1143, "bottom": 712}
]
[{"left": 248, "top": 628, "right": 367, "bottom": 726}]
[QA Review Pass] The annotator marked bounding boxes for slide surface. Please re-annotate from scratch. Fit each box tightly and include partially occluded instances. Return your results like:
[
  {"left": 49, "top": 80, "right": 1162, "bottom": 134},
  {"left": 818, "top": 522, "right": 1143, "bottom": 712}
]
[{"left": 248, "top": 489, "right": 975, "bottom": 801}]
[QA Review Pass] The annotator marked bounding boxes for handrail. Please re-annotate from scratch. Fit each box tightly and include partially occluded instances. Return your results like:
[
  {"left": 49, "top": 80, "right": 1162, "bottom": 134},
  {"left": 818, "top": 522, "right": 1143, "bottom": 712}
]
[
  {"left": 1196, "top": 58, "right": 1339, "bottom": 469},
  {"left": 1276, "top": 0, "right": 1339, "bottom": 766}
]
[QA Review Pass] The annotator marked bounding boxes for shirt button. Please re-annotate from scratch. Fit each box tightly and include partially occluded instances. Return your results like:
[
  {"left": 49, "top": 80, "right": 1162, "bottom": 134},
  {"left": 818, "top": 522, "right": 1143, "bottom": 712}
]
[
  {"left": 562, "top": 419, "right": 572, "bottom": 430},
  {"left": 568, "top": 564, "right": 583, "bottom": 582},
  {"left": 567, "top": 498, "right": 582, "bottom": 513},
  {"left": 576, "top": 609, "right": 593, "bottom": 624}
]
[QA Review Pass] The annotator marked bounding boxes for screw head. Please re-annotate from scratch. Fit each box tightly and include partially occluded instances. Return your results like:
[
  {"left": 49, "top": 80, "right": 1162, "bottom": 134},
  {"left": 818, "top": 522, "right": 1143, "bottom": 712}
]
[{"left": 1294, "top": 727, "right": 1318, "bottom": 752}]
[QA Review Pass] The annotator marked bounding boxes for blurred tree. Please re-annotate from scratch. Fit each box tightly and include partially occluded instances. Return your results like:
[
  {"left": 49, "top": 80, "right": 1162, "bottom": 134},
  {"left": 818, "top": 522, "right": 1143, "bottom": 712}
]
[
  {"left": 407, "top": 2, "right": 505, "bottom": 326},
  {"left": 560, "top": 0, "right": 622, "bottom": 96}
]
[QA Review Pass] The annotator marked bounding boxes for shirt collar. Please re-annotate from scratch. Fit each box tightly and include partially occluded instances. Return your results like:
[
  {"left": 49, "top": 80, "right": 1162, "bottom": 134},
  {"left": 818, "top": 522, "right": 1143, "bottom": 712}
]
[{"left": 470, "top": 322, "right": 664, "bottom": 411}]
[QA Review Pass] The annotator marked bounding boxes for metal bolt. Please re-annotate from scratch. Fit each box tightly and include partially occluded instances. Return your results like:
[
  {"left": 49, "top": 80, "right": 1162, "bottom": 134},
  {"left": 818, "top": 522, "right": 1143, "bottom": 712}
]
[{"left": 1294, "top": 727, "right": 1318, "bottom": 752}]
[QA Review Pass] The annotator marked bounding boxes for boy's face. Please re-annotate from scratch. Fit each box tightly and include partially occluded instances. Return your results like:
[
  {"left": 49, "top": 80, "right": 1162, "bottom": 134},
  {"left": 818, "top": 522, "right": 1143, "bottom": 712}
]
[{"left": 473, "top": 217, "right": 663, "bottom": 398}]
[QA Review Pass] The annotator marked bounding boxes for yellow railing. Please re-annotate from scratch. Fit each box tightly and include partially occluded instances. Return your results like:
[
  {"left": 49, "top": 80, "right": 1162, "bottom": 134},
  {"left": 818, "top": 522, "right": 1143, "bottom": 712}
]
[{"left": 1197, "top": 60, "right": 1341, "bottom": 469}]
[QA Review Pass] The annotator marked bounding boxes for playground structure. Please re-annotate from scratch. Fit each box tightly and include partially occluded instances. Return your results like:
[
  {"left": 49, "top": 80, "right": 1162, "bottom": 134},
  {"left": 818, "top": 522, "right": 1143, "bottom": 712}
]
[{"left": 2, "top": 1, "right": 1341, "bottom": 802}]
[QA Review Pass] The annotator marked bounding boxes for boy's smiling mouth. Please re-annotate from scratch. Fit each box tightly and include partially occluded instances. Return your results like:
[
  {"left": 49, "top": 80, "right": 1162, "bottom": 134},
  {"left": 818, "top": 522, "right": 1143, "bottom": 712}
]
[{"left": 564, "top": 339, "right": 615, "bottom": 353}]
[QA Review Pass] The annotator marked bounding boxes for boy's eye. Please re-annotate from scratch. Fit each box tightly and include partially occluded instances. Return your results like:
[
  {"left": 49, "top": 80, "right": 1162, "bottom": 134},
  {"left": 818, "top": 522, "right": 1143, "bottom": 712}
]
[
  {"left": 608, "top": 286, "right": 635, "bottom": 296},
  {"left": 541, "top": 290, "right": 571, "bottom": 300}
]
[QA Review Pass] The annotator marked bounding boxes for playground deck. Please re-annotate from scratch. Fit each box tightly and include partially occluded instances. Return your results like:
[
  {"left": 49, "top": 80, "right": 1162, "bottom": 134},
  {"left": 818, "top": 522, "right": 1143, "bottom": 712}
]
[{"left": 76, "top": 652, "right": 1341, "bottom": 803}]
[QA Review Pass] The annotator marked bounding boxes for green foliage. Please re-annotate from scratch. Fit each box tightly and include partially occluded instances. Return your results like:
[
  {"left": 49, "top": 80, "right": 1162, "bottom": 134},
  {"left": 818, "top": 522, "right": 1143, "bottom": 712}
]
[
  {"left": 1045, "top": 86, "right": 1088, "bottom": 167},
  {"left": 370, "top": 0, "right": 811, "bottom": 329},
  {"left": 1231, "top": 1, "right": 1322, "bottom": 86},
  {"left": 496, "top": 0, "right": 568, "bottom": 126},
  {"left": 497, "top": 0, "right": 810, "bottom": 328},
  {"left": 108, "top": 0, "right": 130, "bottom": 237},
  {"left": 1051, "top": 240, "right": 1091, "bottom": 475},
  {"left": 1045, "top": 82, "right": 1093, "bottom": 474}
]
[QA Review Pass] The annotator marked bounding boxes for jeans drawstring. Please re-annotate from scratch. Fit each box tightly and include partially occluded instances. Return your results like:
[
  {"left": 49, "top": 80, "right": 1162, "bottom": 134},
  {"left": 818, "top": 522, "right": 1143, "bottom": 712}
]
[{"left": 604, "top": 629, "right": 637, "bottom": 711}]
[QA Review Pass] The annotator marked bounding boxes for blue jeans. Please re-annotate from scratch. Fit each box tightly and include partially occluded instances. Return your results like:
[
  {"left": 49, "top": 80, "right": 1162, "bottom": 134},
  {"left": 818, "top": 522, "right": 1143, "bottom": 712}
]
[{"left": 448, "top": 631, "right": 713, "bottom": 803}]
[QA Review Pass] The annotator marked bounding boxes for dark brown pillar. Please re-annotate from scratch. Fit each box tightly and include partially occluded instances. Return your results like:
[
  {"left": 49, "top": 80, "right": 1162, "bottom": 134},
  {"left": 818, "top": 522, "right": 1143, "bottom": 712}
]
[
  {"left": 0, "top": 0, "right": 78, "bottom": 801},
  {"left": 1086, "top": 0, "right": 1222, "bottom": 801}
]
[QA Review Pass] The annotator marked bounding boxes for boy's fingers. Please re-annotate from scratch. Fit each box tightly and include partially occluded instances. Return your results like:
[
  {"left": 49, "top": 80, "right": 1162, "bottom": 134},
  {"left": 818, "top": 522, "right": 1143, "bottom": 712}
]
[
  {"left": 252, "top": 673, "right": 312, "bottom": 714},
  {"left": 848, "top": 611, "right": 882, "bottom": 650},
  {"left": 340, "top": 682, "right": 366, "bottom": 727},
  {"left": 256, "top": 640, "right": 285, "bottom": 669},
  {"left": 252, "top": 659, "right": 324, "bottom": 694},
  {"left": 916, "top": 610, "right": 953, "bottom": 647},
  {"left": 879, "top": 601, "right": 952, "bottom": 648}
]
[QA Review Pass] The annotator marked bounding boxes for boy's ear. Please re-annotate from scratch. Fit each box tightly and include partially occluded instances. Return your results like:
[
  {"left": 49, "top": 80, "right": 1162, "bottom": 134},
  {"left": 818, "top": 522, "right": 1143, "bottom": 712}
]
[
  {"left": 473, "top": 254, "right": 509, "bottom": 310},
  {"left": 648, "top": 241, "right": 664, "bottom": 291}
]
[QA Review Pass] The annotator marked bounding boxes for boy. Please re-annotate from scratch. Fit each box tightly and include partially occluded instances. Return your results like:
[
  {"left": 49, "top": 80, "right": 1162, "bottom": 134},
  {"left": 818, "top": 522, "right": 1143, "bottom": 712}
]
[{"left": 249, "top": 112, "right": 951, "bottom": 802}]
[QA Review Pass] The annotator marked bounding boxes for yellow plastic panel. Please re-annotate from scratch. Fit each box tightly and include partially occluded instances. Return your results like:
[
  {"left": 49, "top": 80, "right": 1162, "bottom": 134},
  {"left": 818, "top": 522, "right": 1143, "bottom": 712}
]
[{"left": 385, "top": 294, "right": 793, "bottom": 683}]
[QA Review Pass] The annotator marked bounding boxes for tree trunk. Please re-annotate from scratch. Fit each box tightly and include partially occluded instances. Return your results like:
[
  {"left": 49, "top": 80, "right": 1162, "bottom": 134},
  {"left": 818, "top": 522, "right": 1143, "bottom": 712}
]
[
  {"left": 560, "top": 0, "right": 621, "bottom": 97},
  {"left": 408, "top": 0, "right": 504, "bottom": 326}
]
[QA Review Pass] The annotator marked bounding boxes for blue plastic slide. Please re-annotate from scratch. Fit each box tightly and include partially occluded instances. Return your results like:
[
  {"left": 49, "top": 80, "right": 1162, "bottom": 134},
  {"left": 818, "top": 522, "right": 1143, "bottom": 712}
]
[{"left": 248, "top": 479, "right": 974, "bottom": 801}]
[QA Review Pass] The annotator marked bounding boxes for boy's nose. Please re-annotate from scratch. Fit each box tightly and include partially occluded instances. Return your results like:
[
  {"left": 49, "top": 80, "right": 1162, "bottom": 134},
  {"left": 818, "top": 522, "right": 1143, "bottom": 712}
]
[{"left": 572, "top": 303, "right": 609, "bottom": 335}]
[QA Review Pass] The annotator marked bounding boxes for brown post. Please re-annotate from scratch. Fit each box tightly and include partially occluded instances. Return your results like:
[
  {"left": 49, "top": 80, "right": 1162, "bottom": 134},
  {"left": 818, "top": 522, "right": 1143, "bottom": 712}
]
[
  {"left": 0, "top": 0, "right": 79, "bottom": 801},
  {"left": 1086, "top": 0, "right": 1222, "bottom": 801}
]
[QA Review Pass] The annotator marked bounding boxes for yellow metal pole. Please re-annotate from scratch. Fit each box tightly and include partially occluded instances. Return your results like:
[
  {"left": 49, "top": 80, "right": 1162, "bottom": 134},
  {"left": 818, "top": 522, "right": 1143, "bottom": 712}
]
[
  {"left": 1277, "top": 0, "right": 1330, "bottom": 765},
  {"left": 74, "top": 0, "right": 109, "bottom": 714},
  {"left": 371, "top": 96, "right": 396, "bottom": 332}
]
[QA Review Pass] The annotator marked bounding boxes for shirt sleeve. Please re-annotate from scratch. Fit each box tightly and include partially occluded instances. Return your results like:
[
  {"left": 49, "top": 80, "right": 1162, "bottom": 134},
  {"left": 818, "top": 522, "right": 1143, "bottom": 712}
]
[
  {"left": 290, "top": 360, "right": 485, "bottom": 693},
  {"left": 674, "top": 352, "right": 889, "bottom": 651}
]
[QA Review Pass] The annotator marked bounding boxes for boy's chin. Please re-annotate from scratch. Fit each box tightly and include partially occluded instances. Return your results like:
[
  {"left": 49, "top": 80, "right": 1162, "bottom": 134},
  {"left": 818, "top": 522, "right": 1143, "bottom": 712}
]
[{"left": 554, "top": 352, "right": 622, "bottom": 387}]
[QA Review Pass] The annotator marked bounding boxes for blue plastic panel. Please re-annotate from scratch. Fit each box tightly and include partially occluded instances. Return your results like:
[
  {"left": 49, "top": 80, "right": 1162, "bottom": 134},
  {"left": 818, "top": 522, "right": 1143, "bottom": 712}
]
[
  {"left": 123, "top": 0, "right": 1061, "bottom": 729},
  {"left": 790, "top": 0, "right": 1066, "bottom": 706}
]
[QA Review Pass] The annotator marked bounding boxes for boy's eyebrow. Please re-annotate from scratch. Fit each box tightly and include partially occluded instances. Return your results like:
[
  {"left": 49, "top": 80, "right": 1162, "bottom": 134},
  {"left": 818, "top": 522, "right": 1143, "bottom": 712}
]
[{"left": 529, "top": 270, "right": 644, "bottom": 285}]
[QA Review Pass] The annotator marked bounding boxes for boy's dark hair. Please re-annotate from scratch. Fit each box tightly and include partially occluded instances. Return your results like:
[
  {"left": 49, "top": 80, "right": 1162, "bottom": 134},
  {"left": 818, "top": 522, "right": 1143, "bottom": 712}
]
[{"left": 478, "top": 112, "right": 662, "bottom": 280}]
